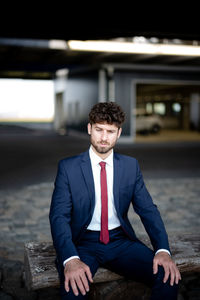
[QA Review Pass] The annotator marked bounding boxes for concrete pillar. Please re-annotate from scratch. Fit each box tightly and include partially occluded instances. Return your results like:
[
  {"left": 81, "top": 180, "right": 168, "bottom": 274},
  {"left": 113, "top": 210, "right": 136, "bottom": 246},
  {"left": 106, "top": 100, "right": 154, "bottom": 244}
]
[
  {"left": 182, "top": 98, "right": 190, "bottom": 130},
  {"left": 107, "top": 66, "right": 115, "bottom": 101},
  {"left": 98, "top": 69, "right": 107, "bottom": 102},
  {"left": 54, "top": 69, "right": 68, "bottom": 134},
  {"left": 54, "top": 92, "right": 65, "bottom": 132},
  {"left": 190, "top": 93, "right": 200, "bottom": 130}
]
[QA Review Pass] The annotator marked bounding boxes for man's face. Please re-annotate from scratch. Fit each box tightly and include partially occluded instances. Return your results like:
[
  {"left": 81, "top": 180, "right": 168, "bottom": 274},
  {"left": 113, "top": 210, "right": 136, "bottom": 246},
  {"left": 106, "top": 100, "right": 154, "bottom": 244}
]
[{"left": 87, "top": 122, "right": 122, "bottom": 157}]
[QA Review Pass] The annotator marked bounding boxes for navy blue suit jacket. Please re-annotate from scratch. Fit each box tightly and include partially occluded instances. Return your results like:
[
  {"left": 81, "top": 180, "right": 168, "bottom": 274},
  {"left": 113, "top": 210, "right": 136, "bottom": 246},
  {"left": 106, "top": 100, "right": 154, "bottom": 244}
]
[{"left": 49, "top": 150, "right": 170, "bottom": 265}]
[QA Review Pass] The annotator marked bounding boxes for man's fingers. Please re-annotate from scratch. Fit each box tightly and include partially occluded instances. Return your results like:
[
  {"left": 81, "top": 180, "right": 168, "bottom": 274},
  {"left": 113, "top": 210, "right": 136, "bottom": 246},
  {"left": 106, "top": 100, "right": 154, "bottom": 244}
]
[
  {"left": 79, "top": 270, "right": 90, "bottom": 293},
  {"left": 177, "top": 270, "right": 182, "bottom": 284},
  {"left": 174, "top": 266, "right": 181, "bottom": 285},
  {"left": 70, "top": 278, "right": 79, "bottom": 296},
  {"left": 85, "top": 266, "right": 93, "bottom": 283},
  {"left": 154, "top": 252, "right": 182, "bottom": 287},
  {"left": 163, "top": 266, "right": 170, "bottom": 283},
  {"left": 170, "top": 265, "right": 180, "bottom": 286},
  {"left": 64, "top": 278, "right": 69, "bottom": 293},
  {"left": 64, "top": 268, "right": 92, "bottom": 295},
  {"left": 65, "top": 275, "right": 88, "bottom": 296},
  {"left": 76, "top": 276, "right": 87, "bottom": 296},
  {"left": 64, "top": 259, "right": 93, "bottom": 296},
  {"left": 169, "top": 267, "right": 175, "bottom": 286},
  {"left": 163, "top": 263, "right": 181, "bottom": 286}
]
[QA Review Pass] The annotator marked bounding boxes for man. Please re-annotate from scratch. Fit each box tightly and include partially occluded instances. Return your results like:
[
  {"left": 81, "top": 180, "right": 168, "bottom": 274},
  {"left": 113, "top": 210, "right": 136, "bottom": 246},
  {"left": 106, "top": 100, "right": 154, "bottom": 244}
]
[{"left": 49, "top": 102, "right": 181, "bottom": 299}]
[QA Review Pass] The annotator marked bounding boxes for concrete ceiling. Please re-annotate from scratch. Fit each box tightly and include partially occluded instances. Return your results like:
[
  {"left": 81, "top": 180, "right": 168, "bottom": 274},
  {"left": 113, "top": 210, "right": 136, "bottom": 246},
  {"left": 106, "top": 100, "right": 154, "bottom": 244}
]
[{"left": 1, "top": 23, "right": 200, "bottom": 79}]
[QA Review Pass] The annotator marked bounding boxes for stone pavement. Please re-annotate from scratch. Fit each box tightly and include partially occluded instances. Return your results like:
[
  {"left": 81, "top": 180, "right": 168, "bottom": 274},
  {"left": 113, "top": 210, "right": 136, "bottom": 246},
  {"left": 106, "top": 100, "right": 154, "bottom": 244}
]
[
  {"left": 1, "top": 177, "right": 200, "bottom": 261},
  {"left": 0, "top": 177, "right": 200, "bottom": 299}
]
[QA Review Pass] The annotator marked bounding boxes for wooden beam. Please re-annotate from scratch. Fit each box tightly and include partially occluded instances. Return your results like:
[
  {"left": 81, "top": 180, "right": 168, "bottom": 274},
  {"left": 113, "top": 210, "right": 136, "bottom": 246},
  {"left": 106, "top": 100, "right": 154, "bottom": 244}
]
[{"left": 24, "top": 233, "right": 200, "bottom": 291}]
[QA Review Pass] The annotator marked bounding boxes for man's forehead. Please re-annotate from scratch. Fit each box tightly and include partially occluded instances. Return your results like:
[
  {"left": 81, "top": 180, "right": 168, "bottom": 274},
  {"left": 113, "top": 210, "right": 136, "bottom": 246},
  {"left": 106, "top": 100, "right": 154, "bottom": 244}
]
[{"left": 93, "top": 122, "right": 119, "bottom": 130}]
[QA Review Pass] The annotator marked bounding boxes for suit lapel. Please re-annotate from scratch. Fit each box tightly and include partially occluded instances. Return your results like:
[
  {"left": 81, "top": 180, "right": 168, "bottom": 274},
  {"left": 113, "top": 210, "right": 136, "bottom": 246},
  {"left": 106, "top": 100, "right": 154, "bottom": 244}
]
[
  {"left": 113, "top": 153, "right": 122, "bottom": 214},
  {"left": 80, "top": 151, "right": 95, "bottom": 214},
  {"left": 80, "top": 151, "right": 122, "bottom": 217}
]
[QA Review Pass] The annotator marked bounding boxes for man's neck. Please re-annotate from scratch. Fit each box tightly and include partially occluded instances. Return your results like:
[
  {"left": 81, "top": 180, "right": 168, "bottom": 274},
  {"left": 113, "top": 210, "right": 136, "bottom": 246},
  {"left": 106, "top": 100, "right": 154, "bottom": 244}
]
[{"left": 91, "top": 145, "right": 112, "bottom": 160}]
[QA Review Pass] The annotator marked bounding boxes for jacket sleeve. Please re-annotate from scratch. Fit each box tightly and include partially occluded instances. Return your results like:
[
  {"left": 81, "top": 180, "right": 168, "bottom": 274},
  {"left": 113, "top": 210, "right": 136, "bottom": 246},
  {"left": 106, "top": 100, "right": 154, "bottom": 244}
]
[
  {"left": 49, "top": 160, "right": 79, "bottom": 264},
  {"left": 132, "top": 160, "right": 170, "bottom": 253}
]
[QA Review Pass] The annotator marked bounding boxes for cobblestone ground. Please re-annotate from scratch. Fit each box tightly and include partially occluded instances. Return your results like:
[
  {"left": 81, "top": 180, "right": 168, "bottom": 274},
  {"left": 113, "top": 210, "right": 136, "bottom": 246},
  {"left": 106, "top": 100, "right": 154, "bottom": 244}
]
[{"left": 0, "top": 178, "right": 200, "bottom": 299}]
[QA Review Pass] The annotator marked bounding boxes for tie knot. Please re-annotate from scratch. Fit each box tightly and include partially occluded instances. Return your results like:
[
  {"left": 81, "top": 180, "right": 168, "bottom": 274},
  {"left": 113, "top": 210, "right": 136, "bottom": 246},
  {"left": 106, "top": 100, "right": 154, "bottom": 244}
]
[{"left": 99, "top": 161, "right": 106, "bottom": 169}]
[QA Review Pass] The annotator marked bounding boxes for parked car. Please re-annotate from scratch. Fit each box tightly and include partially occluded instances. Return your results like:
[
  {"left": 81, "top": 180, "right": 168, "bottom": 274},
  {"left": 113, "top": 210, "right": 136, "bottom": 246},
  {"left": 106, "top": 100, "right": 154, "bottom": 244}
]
[{"left": 134, "top": 111, "right": 163, "bottom": 134}]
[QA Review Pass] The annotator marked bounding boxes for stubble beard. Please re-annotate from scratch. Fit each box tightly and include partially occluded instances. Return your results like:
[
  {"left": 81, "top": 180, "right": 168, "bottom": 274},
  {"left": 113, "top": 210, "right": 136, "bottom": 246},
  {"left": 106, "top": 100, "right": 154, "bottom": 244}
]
[{"left": 91, "top": 138, "right": 115, "bottom": 154}]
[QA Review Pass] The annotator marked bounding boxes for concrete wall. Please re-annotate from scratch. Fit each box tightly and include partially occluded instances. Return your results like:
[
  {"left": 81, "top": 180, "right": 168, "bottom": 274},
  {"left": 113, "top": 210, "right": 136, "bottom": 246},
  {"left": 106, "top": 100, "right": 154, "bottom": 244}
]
[
  {"left": 54, "top": 65, "right": 200, "bottom": 138},
  {"left": 64, "top": 71, "right": 98, "bottom": 132},
  {"left": 114, "top": 71, "right": 134, "bottom": 136},
  {"left": 54, "top": 70, "right": 98, "bottom": 133},
  {"left": 114, "top": 66, "right": 200, "bottom": 137}
]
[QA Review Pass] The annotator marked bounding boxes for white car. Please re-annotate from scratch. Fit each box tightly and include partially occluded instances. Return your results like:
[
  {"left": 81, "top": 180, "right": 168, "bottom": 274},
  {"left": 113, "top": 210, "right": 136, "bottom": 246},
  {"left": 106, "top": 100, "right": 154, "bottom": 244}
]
[{"left": 135, "top": 112, "right": 163, "bottom": 134}]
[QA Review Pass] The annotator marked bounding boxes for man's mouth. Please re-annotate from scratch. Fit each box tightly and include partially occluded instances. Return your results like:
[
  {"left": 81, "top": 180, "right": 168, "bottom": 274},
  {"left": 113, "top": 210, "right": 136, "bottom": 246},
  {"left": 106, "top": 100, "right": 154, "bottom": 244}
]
[{"left": 99, "top": 142, "right": 108, "bottom": 146}]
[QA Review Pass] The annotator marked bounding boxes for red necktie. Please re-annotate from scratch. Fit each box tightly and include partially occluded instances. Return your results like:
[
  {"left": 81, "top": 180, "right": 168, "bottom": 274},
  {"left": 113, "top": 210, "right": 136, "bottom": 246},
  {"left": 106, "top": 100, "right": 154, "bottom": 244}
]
[{"left": 99, "top": 161, "right": 109, "bottom": 244}]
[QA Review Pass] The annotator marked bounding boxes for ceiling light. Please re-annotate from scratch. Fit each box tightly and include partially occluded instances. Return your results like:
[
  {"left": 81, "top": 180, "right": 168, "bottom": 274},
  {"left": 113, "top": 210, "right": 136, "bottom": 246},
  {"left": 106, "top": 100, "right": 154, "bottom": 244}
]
[
  {"left": 48, "top": 40, "right": 68, "bottom": 50},
  {"left": 56, "top": 68, "right": 69, "bottom": 77},
  {"left": 68, "top": 40, "right": 200, "bottom": 57}
]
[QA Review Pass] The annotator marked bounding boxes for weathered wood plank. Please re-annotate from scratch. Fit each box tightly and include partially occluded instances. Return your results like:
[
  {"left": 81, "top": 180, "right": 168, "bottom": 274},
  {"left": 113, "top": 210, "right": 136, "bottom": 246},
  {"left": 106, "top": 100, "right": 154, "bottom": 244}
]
[
  {"left": 24, "top": 242, "right": 123, "bottom": 290},
  {"left": 24, "top": 233, "right": 200, "bottom": 291}
]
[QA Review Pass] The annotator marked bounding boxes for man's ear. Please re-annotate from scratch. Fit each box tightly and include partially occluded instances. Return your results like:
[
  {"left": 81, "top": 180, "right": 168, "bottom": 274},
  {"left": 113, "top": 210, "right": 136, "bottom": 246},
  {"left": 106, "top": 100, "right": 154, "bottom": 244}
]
[
  {"left": 117, "top": 128, "right": 122, "bottom": 139},
  {"left": 87, "top": 123, "right": 91, "bottom": 135}
]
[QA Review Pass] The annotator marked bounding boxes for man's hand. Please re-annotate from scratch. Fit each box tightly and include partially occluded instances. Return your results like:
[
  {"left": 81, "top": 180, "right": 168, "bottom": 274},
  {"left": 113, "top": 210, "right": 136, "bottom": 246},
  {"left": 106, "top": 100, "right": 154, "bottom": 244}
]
[
  {"left": 64, "top": 258, "right": 93, "bottom": 296},
  {"left": 153, "top": 252, "right": 181, "bottom": 286}
]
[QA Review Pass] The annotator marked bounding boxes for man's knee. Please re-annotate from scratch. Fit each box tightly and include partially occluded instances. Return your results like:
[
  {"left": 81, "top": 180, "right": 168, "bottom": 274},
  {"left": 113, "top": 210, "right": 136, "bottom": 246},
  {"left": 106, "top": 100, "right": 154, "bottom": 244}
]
[
  {"left": 154, "top": 265, "right": 165, "bottom": 282},
  {"left": 60, "top": 284, "right": 89, "bottom": 300},
  {"left": 153, "top": 265, "right": 179, "bottom": 299}
]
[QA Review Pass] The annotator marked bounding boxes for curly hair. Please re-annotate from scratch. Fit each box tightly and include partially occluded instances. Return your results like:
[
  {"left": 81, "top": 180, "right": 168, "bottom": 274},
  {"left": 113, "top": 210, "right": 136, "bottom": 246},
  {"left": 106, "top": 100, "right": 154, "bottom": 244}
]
[{"left": 89, "top": 102, "right": 125, "bottom": 128}]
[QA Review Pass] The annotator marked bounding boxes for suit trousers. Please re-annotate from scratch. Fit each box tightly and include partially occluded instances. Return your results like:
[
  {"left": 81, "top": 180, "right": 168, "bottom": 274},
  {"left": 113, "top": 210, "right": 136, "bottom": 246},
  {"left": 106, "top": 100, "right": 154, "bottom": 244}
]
[{"left": 58, "top": 227, "right": 178, "bottom": 300}]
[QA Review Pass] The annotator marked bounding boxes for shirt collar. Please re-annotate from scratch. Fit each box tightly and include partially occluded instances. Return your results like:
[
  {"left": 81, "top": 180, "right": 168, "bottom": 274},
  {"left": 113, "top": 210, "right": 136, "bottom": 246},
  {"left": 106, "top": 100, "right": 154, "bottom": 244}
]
[{"left": 89, "top": 146, "right": 113, "bottom": 167}]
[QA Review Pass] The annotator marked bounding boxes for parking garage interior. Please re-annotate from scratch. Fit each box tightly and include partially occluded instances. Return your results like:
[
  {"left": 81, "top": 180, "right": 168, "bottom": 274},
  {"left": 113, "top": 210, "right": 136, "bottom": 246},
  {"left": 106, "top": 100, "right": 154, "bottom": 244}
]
[
  {"left": 1, "top": 26, "right": 200, "bottom": 143},
  {"left": 135, "top": 81, "right": 200, "bottom": 142},
  {"left": 0, "top": 24, "right": 200, "bottom": 299}
]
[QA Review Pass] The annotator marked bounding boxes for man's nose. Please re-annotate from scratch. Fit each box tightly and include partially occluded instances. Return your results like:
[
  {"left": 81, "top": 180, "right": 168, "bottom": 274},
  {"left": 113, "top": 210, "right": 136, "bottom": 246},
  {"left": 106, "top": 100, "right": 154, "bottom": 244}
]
[{"left": 101, "top": 131, "right": 108, "bottom": 141}]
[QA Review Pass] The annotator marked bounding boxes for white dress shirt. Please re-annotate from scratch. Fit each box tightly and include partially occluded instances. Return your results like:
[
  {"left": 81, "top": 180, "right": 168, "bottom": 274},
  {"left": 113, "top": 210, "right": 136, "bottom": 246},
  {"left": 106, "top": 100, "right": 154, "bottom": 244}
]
[
  {"left": 87, "top": 146, "right": 121, "bottom": 230},
  {"left": 63, "top": 147, "right": 170, "bottom": 266}
]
